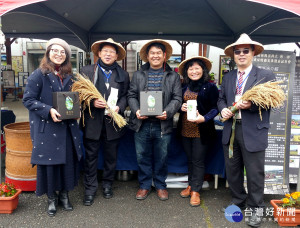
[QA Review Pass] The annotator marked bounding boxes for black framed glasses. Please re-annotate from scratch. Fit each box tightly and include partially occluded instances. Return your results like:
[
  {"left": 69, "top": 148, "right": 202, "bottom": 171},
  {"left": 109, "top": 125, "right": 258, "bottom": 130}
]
[{"left": 234, "top": 49, "right": 250, "bottom": 55}]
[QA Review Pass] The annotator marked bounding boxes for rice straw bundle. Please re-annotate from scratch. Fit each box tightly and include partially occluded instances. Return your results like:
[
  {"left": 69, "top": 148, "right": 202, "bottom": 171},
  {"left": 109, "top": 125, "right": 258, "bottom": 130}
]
[
  {"left": 71, "top": 73, "right": 127, "bottom": 128},
  {"left": 221, "top": 80, "right": 286, "bottom": 122}
]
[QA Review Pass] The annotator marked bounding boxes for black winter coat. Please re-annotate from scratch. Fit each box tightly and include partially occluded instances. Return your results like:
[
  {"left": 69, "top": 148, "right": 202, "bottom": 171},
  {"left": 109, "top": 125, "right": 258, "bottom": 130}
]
[
  {"left": 177, "top": 82, "right": 219, "bottom": 144},
  {"left": 80, "top": 64, "right": 130, "bottom": 141},
  {"left": 127, "top": 63, "right": 182, "bottom": 134}
]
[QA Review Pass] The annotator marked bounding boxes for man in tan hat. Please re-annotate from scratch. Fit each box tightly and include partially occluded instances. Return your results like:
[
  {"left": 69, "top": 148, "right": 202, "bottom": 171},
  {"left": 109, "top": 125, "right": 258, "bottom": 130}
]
[
  {"left": 218, "top": 33, "right": 275, "bottom": 227},
  {"left": 128, "top": 39, "right": 182, "bottom": 201},
  {"left": 80, "top": 38, "right": 129, "bottom": 205}
]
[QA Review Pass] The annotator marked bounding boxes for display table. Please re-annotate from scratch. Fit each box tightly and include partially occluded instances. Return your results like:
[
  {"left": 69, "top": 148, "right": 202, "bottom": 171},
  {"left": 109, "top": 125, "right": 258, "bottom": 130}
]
[{"left": 82, "top": 128, "right": 225, "bottom": 180}]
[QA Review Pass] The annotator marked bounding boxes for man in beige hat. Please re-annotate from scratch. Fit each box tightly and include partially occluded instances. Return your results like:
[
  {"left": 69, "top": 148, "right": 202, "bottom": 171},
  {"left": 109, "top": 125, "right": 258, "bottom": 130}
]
[
  {"left": 128, "top": 39, "right": 182, "bottom": 201},
  {"left": 80, "top": 38, "right": 129, "bottom": 205},
  {"left": 218, "top": 33, "right": 275, "bottom": 227}
]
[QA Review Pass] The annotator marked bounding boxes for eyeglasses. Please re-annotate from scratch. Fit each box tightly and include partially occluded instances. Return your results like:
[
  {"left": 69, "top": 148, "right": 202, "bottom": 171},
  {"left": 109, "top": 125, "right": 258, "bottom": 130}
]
[
  {"left": 101, "top": 49, "right": 116, "bottom": 54},
  {"left": 234, "top": 49, "right": 250, "bottom": 55},
  {"left": 51, "top": 49, "right": 66, "bottom": 56}
]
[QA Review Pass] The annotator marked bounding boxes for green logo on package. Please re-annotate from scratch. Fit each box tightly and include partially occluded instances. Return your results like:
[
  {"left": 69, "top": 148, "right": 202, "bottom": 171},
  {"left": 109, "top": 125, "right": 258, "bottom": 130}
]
[
  {"left": 147, "top": 95, "right": 155, "bottom": 108},
  {"left": 187, "top": 104, "right": 193, "bottom": 111},
  {"left": 65, "top": 96, "right": 73, "bottom": 110}
]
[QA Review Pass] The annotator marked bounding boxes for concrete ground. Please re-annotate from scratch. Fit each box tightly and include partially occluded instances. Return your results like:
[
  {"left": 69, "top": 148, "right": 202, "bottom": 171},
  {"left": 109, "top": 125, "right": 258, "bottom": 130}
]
[
  {"left": 0, "top": 173, "right": 285, "bottom": 228},
  {"left": 0, "top": 95, "right": 288, "bottom": 228}
]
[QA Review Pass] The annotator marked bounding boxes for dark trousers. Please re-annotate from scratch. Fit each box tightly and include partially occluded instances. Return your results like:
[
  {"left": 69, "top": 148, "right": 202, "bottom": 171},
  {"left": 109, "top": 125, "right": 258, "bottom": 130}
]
[
  {"left": 182, "top": 137, "right": 208, "bottom": 192},
  {"left": 83, "top": 128, "right": 120, "bottom": 195},
  {"left": 223, "top": 122, "right": 265, "bottom": 209}
]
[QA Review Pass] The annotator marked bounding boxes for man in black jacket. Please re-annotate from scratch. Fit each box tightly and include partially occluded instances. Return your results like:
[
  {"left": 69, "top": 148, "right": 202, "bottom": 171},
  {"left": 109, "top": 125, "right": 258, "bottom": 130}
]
[
  {"left": 128, "top": 39, "right": 182, "bottom": 201},
  {"left": 81, "top": 38, "right": 129, "bottom": 205}
]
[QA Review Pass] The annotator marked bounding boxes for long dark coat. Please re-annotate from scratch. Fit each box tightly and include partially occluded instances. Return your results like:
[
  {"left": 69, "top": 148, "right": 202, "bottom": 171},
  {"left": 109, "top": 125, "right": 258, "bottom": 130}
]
[{"left": 23, "top": 68, "right": 83, "bottom": 165}]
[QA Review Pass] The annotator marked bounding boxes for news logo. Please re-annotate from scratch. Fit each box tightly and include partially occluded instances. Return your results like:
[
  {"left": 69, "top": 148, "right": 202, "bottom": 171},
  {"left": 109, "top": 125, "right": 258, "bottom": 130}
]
[{"left": 224, "top": 205, "right": 243, "bottom": 223}]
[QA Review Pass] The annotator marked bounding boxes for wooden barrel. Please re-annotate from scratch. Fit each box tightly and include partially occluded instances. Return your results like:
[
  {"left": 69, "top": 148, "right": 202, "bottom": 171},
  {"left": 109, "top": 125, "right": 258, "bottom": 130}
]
[{"left": 4, "top": 122, "right": 36, "bottom": 191}]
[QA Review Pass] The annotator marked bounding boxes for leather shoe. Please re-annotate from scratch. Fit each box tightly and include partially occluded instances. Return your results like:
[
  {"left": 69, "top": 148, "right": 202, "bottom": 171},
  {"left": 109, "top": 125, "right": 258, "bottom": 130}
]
[
  {"left": 83, "top": 195, "right": 95, "bottom": 206},
  {"left": 59, "top": 190, "right": 73, "bottom": 211},
  {"left": 103, "top": 187, "right": 113, "bottom": 199},
  {"left": 222, "top": 201, "right": 246, "bottom": 212},
  {"left": 180, "top": 186, "right": 191, "bottom": 198},
  {"left": 190, "top": 191, "right": 200, "bottom": 207},
  {"left": 47, "top": 194, "right": 58, "bottom": 217},
  {"left": 157, "top": 189, "right": 168, "bottom": 201},
  {"left": 246, "top": 212, "right": 262, "bottom": 227},
  {"left": 136, "top": 189, "right": 150, "bottom": 200}
]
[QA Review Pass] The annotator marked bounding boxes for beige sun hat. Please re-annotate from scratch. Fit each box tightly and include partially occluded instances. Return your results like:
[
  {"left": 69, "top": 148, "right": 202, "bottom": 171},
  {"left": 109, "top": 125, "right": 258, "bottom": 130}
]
[
  {"left": 139, "top": 39, "right": 173, "bottom": 62},
  {"left": 178, "top": 56, "right": 212, "bottom": 76},
  {"left": 91, "top": 38, "right": 126, "bottom": 61},
  {"left": 224, "top": 33, "right": 264, "bottom": 57}
]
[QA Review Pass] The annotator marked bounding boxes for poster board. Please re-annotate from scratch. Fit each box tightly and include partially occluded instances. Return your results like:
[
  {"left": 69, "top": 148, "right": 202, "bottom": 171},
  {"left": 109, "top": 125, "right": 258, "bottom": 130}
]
[
  {"left": 18, "top": 72, "right": 29, "bottom": 87},
  {"left": 289, "top": 56, "right": 300, "bottom": 183},
  {"left": 167, "top": 55, "right": 181, "bottom": 71},
  {"left": 252, "top": 50, "right": 295, "bottom": 195},
  {"left": 2, "top": 70, "right": 15, "bottom": 87},
  {"left": 12, "top": 56, "right": 23, "bottom": 76},
  {"left": 219, "top": 55, "right": 236, "bottom": 85}
]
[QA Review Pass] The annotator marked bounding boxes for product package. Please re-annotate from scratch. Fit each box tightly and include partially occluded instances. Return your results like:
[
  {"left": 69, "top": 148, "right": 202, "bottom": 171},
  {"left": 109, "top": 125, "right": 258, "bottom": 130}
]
[
  {"left": 52, "top": 92, "right": 80, "bottom": 120},
  {"left": 140, "top": 91, "right": 163, "bottom": 116},
  {"left": 187, "top": 100, "right": 197, "bottom": 120}
]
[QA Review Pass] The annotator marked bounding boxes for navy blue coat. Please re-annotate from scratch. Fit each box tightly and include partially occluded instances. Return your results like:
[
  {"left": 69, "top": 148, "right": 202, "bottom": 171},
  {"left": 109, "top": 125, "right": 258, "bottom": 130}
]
[
  {"left": 217, "top": 65, "right": 276, "bottom": 152},
  {"left": 23, "top": 69, "right": 83, "bottom": 165}
]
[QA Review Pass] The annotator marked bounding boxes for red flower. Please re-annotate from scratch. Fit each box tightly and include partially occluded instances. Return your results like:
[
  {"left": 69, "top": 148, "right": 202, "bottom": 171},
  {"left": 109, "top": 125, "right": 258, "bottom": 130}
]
[{"left": 0, "top": 182, "right": 17, "bottom": 197}]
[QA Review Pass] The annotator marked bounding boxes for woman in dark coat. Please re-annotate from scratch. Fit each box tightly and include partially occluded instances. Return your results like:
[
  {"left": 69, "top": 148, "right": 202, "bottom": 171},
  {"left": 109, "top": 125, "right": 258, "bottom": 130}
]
[
  {"left": 23, "top": 38, "right": 82, "bottom": 217},
  {"left": 177, "top": 56, "right": 219, "bottom": 207}
]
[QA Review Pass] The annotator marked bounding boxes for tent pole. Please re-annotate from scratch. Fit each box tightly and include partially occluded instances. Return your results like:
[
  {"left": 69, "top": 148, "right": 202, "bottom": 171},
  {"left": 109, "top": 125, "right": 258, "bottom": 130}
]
[{"left": 0, "top": 16, "right": 3, "bottom": 183}]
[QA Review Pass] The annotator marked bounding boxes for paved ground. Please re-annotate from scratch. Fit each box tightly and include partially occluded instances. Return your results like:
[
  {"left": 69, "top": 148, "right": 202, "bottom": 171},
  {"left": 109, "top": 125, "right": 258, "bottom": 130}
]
[{"left": 0, "top": 170, "right": 287, "bottom": 228}]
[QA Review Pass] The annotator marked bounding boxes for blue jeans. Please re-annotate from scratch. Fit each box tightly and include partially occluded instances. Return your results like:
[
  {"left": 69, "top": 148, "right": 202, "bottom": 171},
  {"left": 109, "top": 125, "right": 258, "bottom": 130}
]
[{"left": 134, "top": 121, "right": 171, "bottom": 190}]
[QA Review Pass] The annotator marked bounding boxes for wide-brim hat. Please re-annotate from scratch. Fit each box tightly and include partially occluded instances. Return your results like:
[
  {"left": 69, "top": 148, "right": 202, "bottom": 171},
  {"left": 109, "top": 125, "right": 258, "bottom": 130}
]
[
  {"left": 46, "top": 38, "right": 71, "bottom": 57},
  {"left": 139, "top": 39, "right": 173, "bottom": 62},
  {"left": 91, "top": 38, "right": 126, "bottom": 61},
  {"left": 224, "top": 33, "right": 264, "bottom": 57},
  {"left": 178, "top": 56, "right": 212, "bottom": 76}
]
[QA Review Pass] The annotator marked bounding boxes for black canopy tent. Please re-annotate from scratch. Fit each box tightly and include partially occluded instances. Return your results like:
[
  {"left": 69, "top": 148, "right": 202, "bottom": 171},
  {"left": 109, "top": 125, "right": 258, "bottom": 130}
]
[{"left": 2, "top": 0, "right": 300, "bottom": 52}]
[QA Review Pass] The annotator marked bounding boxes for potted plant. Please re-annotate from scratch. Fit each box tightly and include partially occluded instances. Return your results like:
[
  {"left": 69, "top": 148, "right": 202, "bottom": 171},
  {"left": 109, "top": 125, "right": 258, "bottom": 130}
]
[
  {"left": 270, "top": 191, "right": 300, "bottom": 226},
  {"left": 17, "top": 91, "right": 23, "bottom": 99},
  {"left": 0, "top": 182, "right": 22, "bottom": 214}
]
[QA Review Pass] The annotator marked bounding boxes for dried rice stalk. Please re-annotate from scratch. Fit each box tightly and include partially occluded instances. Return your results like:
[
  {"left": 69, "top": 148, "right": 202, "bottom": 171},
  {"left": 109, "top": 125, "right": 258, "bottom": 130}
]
[
  {"left": 221, "top": 80, "right": 286, "bottom": 122},
  {"left": 71, "top": 73, "right": 127, "bottom": 128}
]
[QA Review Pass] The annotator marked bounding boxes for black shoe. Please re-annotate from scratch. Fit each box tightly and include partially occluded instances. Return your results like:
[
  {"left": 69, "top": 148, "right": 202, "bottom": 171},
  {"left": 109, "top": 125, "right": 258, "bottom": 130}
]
[
  {"left": 246, "top": 212, "right": 262, "bottom": 227},
  {"left": 59, "top": 190, "right": 73, "bottom": 211},
  {"left": 103, "top": 187, "right": 113, "bottom": 199},
  {"left": 83, "top": 195, "right": 95, "bottom": 206},
  {"left": 47, "top": 194, "right": 58, "bottom": 217},
  {"left": 221, "top": 202, "right": 246, "bottom": 212}
]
